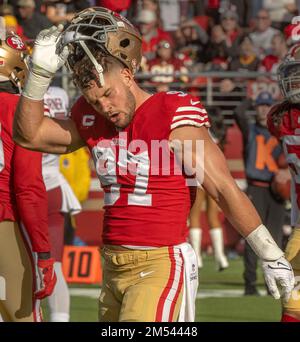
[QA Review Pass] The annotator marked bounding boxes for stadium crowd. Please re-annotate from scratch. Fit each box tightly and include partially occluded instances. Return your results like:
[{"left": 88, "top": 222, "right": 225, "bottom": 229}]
[{"left": 0, "top": 0, "right": 298, "bottom": 75}]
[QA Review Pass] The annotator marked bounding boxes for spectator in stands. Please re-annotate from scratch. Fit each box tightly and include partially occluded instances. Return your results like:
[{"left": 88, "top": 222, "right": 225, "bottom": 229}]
[
  {"left": 16, "top": 0, "right": 51, "bottom": 40},
  {"left": 229, "top": 35, "right": 260, "bottom": 72},
  {"left": 44, "top": 0, "right": 89, "bottom": 25},
  {"left": 3, "top": 15, "right": 27, "bottom": 40},
  {"left": 146, "top": 39, "right": 188, "bottom": 92},
  {"left": 220, "top": 9, "right": 242, "bottom": 59},
  {"left": 6, "top": 0, "right": 43, "bottom": 13},
  {"left": 140, "top": 0, "right": 159, "bottom": 13},
  {"left": 250, "top": 0, "right": 264, "bottom": 19},
  {"left": 259, "top": 33, "right": 288, "bottom": 78},
  {"left": 249, "top": 9, "right": 280, "bottom": 58},
  {"left": 158, "top": 0, "right": 181, "bottom": 33},
  {"left": 233, "top": 91, "right": 285, "bottom": 295},
  {"left": 262, "top": 0, "right": 297, "bottom": 31},
  {"left": 137, "top": 8, "right": 173, "bottom": 61},
  {"left": 203, "top": 25, "right": 229, "bottom": 71},
  {"left": 175, "top": 18, "right": 208, "bottom": 68},
  {"left": 220, "top": 0, "right": 253, "bottom": 28},
  {"left": 0, "top": 4, "right": 14, "bottom": 16}
]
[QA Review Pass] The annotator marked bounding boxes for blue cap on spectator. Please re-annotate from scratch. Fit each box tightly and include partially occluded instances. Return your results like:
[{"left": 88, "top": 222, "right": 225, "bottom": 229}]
[{"left": 255, "top": 91, "right": 274, "bottom": 106}]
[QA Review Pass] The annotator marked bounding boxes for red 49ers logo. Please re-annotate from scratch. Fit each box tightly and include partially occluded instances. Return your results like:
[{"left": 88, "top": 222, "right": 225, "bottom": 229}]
[{"left": 6, "top": 36, "right": 26, "bottom": 51}]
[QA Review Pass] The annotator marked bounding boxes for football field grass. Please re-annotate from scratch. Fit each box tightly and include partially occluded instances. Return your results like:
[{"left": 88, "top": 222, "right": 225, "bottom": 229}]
[{"left": 42, "top": 256, "right": 282, "bottom": 322}]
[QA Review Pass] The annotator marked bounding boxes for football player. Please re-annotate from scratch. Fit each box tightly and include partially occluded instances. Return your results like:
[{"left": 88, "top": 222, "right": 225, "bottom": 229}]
[
  {"left": 14, "top": 7, "right": 294, "bottom": 322},
  {"left": 267, "top": 43, "right": 300, "bottom": 322},
  {"left": 43, "top": 86, "right": 81, "bottom": 322},
  {"left": 0, "top": 34, "right": 56, "bottom": 321}
]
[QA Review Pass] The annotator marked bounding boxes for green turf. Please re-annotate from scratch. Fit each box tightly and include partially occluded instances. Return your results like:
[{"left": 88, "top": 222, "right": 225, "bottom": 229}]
[
  {"left": 42, "top": 255, "right": 282, "bottom": 322},
  {"left": 42, "top": 296, "right": 98, "bottom": 322},
  {"left": 196, "top": 297, "right": 281, "bottom": 322},
  {"left": 199, "top": 254, "right": 265, "bottom": 290},
  {"left": 197, "top": 255, "right": 281, "bottom": 322}
]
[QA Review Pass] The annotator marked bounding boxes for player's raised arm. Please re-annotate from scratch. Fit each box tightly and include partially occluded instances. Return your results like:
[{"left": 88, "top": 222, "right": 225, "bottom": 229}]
[
  {"left": 170, "top": 124, "right": 294, "bottom": 302},
  {"left": 13, "top": 25, "right": 84, "bottom": 154}
]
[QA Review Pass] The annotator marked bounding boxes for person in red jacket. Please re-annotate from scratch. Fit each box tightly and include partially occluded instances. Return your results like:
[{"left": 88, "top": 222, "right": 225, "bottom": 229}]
[
  {"left": 0, "top": 34, "right": 56, "bottom": 322},
  {"left": 137, "top": 8, "right": 173, "bottom": 61}
]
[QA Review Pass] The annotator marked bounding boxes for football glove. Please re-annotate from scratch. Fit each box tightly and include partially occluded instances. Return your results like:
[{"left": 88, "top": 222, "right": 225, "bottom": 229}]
[
  {"left": 262, "top": 256, "right": 294, "bottom": 302},
  {"left": 246, "top": 224, "right": 295, "bottom": 302},
  {"left": 35, "top": 257, "right": 57, "bottom": 300},
  {"left": 23, "top": 25, "right": 69, "bottom": 100}
]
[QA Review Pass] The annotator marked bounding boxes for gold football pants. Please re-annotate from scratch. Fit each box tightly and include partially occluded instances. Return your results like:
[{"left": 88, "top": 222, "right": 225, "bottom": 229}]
[
  {"left": 0, "top": 221, "right": 41, "bottom": 322},
  {"left": 283, "top": 228, "right": 300, "bottom": 313},
  {"left": 99, "top": 245, "right": 184, "bottom": 322}
]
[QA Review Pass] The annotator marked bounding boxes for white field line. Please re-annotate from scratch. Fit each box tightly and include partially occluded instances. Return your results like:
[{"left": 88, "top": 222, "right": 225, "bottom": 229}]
[{"left": 69, "top": 288, "right": 267, "bottom": 299}]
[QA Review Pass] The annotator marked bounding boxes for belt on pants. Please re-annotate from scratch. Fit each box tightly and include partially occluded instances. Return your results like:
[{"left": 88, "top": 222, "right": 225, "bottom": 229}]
[{"left": 101, "top": 245, "right": 177, "bottom": 266}]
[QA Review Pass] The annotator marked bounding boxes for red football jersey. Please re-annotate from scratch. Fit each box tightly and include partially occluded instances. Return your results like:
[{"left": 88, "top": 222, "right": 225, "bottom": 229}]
[
  {"left": 0, "top": 92, "right": 50, "bottom": 252},
  {"left": 71, "top": 91, "right": 210, "bottom": 247},
  {"left": 267, "top": 101, "right": 300, "bottom": 226}
]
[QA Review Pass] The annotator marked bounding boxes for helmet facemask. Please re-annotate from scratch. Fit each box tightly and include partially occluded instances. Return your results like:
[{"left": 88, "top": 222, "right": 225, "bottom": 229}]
[
  {"left": 278, "top": 62, "right": 300, "bottom": 104},
  {"left": 58, "top": 7, "right": 142, "bottom": 87}
]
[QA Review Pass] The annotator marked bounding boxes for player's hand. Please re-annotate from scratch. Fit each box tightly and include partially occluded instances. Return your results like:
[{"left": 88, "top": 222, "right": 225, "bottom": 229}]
[
  {"left": 35, "top": 257, "right": 57, "bottom": 300},
  {"left": 23, "top": 25, "right": 69, "bottom": 99},
  {"left": 32, "top": 25, "right": 69, "bottom": 78},
  {"left": 262, "top": 256, "right": 294, "bottom": 302},
  {"left": 285, "top": 228, "right": 300, "bottom": 263}
]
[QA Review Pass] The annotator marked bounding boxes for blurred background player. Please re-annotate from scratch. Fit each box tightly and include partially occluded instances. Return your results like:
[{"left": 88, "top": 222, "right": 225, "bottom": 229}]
[
  {"left": 189, "top": 108, "right": 229, "bottom": 271},
  {"left": 268, "top": 43, "right": 300, "bottom": 322},
  {"left": 0, "top": 31, "right": 55, "bottom": 321},
  {"left": 43, "top": 85, "right": 81, "bottom": 322},
  {"left": 59, "top": 147, "right": 91, "bottom": 246},
  {"left": 233, "top": 91, "right": 286, "bottom": 296}
]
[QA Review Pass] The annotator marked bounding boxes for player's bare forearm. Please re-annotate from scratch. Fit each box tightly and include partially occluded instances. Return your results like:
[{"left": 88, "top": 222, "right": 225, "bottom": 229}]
[
  {"left": 213, "top": 180, "right": 262, "bottom": 237},
  {"left": 170, "top": 125, "right": 262, "bottom": 237},
  {"left": 13, "top": 96, "right": 85, "bottom": 154},
  {"left": 198, "top": 144, "right": 261, "bottom": 237},
  {"left": 14, "top": 96, "right": 44, "bottom": 145}
]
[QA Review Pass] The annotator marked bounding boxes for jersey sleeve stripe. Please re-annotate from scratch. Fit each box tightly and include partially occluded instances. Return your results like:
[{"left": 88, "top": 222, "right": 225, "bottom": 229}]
[
  {"left": 282, "top": 136, "right": 300, "bottom": 145},
  {"left": 175, "top": 106, "right": 207, "bottom": 113},
  {"left": 170, "top": 119, "right": 210, "bottom": 130},
  {"left": 172, "top": 114, "right": 208, "bottom": 122}
]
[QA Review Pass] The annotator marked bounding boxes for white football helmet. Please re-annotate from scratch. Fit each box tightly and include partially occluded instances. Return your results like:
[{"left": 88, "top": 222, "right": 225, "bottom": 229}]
[{"left": 278, "top": 43, "right": 300, "bottom": 103}]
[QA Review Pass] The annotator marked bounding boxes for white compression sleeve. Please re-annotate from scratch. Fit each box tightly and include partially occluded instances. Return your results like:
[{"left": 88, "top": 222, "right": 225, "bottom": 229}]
[{"left": 47, "top": 262, "right": 70, "bottom": 322}]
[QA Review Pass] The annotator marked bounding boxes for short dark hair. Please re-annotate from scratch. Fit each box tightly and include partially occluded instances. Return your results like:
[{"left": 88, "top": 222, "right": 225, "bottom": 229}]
[{"left": 72, "top": 48, "right": 125, "bottom": 89}]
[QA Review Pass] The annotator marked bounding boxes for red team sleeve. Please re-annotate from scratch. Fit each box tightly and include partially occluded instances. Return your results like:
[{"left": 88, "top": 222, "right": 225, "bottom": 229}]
[
  {"left": 167, "top": 93, "right": 210, "bottom": 132},
  {"left": 13, "top": 145, "right": 50, "bottom": 253}
]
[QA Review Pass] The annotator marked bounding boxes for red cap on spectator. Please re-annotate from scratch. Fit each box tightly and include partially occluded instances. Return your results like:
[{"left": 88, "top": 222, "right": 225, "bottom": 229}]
[
  {"left": 193, "top": 16, "right": 209, "bottom": 31},
  {"left": 283, "top": 23, "right": 300, "bottom": 46}
]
